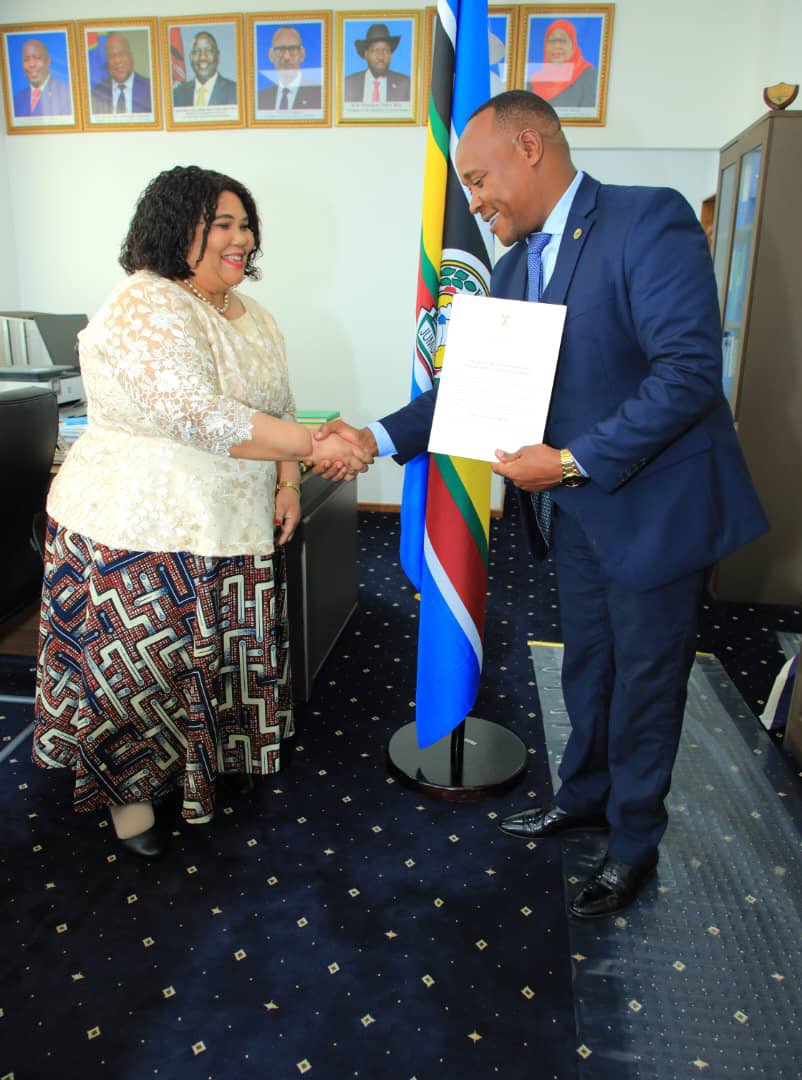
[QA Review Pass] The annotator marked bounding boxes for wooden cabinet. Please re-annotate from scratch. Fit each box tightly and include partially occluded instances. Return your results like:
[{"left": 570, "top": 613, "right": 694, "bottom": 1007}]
[{"left": 710, "top": 110, "right": 802, "bottom": 604}]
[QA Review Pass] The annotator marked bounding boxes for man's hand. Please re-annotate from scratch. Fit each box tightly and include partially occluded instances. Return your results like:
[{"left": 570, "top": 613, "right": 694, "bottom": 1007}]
[
  {"left": 492, "top": 444, "right": 562, "bottom": 492},
  {"left": 307, "top": 429, "right": 371, "bottom": 481},
  {"left": 311, "top": 419, "right": 377, "bottom": 481}
]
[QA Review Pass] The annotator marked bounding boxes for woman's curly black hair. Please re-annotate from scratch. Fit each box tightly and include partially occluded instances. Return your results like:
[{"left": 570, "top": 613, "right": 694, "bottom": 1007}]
[{"left": 119, "top": 165, "right": 262, "bottom": 280}]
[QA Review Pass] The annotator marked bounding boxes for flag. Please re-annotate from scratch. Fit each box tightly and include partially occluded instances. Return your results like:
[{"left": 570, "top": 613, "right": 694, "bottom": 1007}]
[
  {"left": 86, "top": 32, "right": 107, "bottom": 89},
  {"left": 401, "top": 0, "right": 493, "bottom": 748},
  {"left": 170, "top": 28, "right": 186, "bottom": 87}
]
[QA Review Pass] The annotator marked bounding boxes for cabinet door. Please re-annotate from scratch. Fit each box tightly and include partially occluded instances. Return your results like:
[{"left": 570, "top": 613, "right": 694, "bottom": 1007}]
[
  {"left": 721, "top": 143, "right": 763, "bottom": 415},
  {"left": 712, "top": 162, "right": 737, "bottom": 318}
]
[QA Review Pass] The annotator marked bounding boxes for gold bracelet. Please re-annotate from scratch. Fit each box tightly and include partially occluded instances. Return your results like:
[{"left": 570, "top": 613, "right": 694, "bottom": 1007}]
[{"left": 276, "top": 480, "right": 301, "bottom": 496}]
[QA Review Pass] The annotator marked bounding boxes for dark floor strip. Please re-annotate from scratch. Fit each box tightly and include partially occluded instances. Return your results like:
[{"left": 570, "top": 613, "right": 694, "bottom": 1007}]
[{"left": 532, "top": 643, "right": 802, "bottom": 1078}]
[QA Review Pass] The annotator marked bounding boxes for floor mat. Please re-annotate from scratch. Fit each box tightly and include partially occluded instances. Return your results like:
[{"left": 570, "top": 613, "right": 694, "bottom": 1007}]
[{"left": 531, "top": 642, "right": 802, "bottom": 1078}]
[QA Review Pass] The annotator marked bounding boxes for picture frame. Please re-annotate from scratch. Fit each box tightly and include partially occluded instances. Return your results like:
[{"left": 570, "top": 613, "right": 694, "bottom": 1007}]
[
  {"left": 335, "top": 11, "right": 420, "bottom": 126},
  {"left": 516, "top": 4, "right": 614, "bottom": 126},
  {"left": 76, "top": 18, "right": 161, "bottom": 132},
  {"left": 160, "top": 14, "right": 245, "bottom": 130},
  {"left": 245, "top": 11, "right": 331, "bottom": 128},
  {"left": 420, "top": 5, "right": 517, "bottom": 123},
  {"left": 0, "top": 22, "right": 80, "bottom": 134}
]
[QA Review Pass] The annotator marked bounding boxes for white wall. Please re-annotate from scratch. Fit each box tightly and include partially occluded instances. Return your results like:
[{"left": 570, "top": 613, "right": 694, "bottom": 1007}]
[
  {"left": 1, "top": 0, "right": 801, "bottom": 504},
  {"left": 0, "top": 129, "right": 19, "bottom": 309}
]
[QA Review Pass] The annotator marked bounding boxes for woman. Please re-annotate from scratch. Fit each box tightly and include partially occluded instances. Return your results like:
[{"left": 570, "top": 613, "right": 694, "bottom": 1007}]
[
  {"left": 529, "top": 19, "right": 597, "bottom": 109},
  {"left": 32, "top": 166, "right": 368, "bottom": 858}
]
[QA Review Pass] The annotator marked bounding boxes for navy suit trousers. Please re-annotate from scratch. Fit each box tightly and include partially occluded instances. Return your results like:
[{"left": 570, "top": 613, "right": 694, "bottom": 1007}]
[{"left": 552, "top": 506, "right": 706, "bottom": 866}]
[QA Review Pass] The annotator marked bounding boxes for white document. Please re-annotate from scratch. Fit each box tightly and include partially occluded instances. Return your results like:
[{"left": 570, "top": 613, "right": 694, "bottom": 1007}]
[{"left": 427, "top": 293, "right": 566, "bottom": 462}]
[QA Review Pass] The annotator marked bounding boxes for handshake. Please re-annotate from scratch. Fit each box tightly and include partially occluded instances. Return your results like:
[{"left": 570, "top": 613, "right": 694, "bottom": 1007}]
[{"left": 307, "top": 419, "right": 378, "bottom": 481}]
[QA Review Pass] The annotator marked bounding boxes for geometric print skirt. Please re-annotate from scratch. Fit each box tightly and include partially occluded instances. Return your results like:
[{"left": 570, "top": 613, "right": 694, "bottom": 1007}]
[{"left": 33, "top": 518, "right": 294, "bottom": 823}]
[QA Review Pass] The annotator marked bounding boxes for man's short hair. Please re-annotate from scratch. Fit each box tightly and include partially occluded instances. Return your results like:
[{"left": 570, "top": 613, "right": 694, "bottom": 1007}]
[
  {"left": 192, "top": 32, "right": 219, "bottom": 52},
  {"left": 471, "top": 90, "right": 562, "bottom": 137}
]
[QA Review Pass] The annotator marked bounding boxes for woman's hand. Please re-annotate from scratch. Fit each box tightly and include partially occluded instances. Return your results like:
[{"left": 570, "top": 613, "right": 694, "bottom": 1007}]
[
  {"left": 308, "top": 431, "right": 371, "bottom": 480},
  {"left": 311, "top": 419, "right": 378, "bottom": 480},
  {"left": 274, "top": 485, "right": 301, "bottom": 545}
]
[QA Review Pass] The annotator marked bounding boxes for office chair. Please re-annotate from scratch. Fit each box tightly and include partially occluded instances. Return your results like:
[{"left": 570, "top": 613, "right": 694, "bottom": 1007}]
[{"left": 0, "top": 383, "right": 58, "bottom": 710}]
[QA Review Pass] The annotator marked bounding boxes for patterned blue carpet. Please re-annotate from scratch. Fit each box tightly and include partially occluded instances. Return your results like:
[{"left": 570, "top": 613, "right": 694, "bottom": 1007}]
[
  {"left": 2, "top": 502, "right": 801, "bottom": 1079},
  {"left": 1, "top": 508, "right": 576, "bottom": 1080}
]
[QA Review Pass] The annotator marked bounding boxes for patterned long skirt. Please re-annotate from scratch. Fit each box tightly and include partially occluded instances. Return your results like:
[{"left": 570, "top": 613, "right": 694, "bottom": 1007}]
[{"left": 33, "top": 519, "right": 294, "bottom": 823}]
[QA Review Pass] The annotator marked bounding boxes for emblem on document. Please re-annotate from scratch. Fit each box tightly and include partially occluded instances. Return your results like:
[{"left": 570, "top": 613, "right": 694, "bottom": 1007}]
[{"left": 763, "top": 82, "right": 799, "bottom": 110}]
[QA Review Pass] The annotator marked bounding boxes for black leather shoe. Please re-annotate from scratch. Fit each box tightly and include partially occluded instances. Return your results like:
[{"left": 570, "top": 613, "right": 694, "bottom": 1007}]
[
  {"left": 218, "top": 772, "right": 255, "bottom": 798},
  {"left": 498, "top": 803, "right": 608, "bottom": 839},
  {"left": 569, "top": 855, "right": 657, "bottom": 918},
  {"left": 119, "top": 824, "right": 166, "bottom": 860}
]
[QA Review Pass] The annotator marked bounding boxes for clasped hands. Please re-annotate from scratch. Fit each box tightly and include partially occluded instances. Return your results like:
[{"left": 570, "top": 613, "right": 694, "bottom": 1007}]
[
  {"left": 306, "top": 418, "right": 562, "bottom": 490},
  {"left": 307, "top": 419, "right": 378, "bottom": 481}
]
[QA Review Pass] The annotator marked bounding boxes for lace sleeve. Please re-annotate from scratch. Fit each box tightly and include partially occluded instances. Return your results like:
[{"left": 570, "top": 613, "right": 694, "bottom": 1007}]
[
  {"left": 283, "top": 384, "right": 297, "bottom": 422},
  {"left": 104, "top": 277, "right": 255, "bottom": 455}
]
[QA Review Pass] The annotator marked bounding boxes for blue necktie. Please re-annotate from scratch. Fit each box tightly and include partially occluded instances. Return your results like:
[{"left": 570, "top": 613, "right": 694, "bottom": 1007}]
[{"left": 526, "top": 232, "right": 554, "bottom": 552}]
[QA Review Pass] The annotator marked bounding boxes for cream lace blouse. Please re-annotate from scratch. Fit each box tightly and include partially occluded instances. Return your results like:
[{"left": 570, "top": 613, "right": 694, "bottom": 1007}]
[{"left": 48, "top": 271, "right": 296, "bottom": 557}]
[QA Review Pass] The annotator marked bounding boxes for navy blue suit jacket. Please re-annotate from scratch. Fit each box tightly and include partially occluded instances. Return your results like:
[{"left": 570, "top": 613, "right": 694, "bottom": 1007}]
[
  {"left": 91, "top": 72, "right": 152, "bottom": 114},
  {"left": 381, "top": 174, "right": 767, "bottom": 591}
]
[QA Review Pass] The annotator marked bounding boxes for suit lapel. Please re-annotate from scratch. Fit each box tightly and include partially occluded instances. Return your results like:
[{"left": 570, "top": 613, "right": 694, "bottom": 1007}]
[{"left": 542, "top": 174, "right": 600, "bottom": 305}]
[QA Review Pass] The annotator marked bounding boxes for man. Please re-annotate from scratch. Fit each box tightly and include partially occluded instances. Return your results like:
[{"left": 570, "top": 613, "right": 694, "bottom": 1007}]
[
  {"left": 258, "top": 25, "right": 321, "bottom": 111},
  {"left": 344, "top": 23, "right": 411, "bottom": 104},
  {"left": 317, "top": 91, "right": 768, "bottom": 918},
  {"left": 13, "top": 38, "right": 72, "bottom": 117},
  {"left": 90, "top": 33, "right": 152, "bottom": 115},
  {"left": 173, "top": 31, "right": 237, "bottom": 107}
]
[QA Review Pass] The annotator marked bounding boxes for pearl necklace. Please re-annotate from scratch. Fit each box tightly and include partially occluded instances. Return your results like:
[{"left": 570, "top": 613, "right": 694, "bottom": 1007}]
[{"left": 184, "top": 278, "right": 230, "bottom": 314}]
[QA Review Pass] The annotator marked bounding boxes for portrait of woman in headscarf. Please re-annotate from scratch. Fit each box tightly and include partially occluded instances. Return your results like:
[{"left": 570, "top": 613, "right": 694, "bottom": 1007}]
[{"left": 528, "top": 18, "right": 598, "bottom": 109}]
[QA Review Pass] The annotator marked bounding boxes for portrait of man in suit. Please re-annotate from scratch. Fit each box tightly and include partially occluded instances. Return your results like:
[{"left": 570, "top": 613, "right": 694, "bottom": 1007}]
[
  {"left": 90, "top": 32, "right": 152, "bottom": 116},
  {"left": 343, "top": 22, "right": 411, "bottom": 105},
  {"left": 257, "top": 25, "right": 322, "bottom": 112},
  {"left": 173, "top": 30, "right": 237, "bottom": 108},
  {"left": 12, "top": 37, "right": 72, "bottom": 118}
]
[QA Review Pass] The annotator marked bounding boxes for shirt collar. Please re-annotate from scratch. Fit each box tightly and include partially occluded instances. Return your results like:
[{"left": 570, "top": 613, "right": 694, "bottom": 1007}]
[
  {"left": 279, "top": 72, "right": 302, "bottom": 92},
  {"left": 540, "top": 169, "right": 585, "bottom": 239}
]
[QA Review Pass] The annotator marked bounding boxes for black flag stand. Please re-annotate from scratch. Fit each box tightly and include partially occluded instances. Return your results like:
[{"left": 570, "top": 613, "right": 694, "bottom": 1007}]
[{"left": 386, "top": 716, "right": 528, "bottom": 803}]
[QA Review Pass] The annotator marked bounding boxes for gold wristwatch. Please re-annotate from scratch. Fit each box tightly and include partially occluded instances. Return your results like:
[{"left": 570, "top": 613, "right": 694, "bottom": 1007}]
[{"left": 559, "top": 448, "right": 586, "bottom": 488}]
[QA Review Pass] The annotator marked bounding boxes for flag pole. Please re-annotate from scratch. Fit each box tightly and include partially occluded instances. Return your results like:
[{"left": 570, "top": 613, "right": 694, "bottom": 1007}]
[{"left": 385, "top": 0, "right": 526, "bottom": 800}]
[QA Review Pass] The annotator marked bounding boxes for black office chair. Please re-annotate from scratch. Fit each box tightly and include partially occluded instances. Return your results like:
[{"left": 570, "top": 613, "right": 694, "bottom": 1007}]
[{"left": 0, "top": 383, "right": 59, "bottom": 708}]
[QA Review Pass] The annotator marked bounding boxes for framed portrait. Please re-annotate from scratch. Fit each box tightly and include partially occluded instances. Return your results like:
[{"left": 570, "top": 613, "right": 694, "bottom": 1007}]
[
  {"left": 516, "top": 5, "right": 614, "bottom": 126},
  {"left": 160, "top": 14, "right": 244, "bottom": 130},
  {"left": 0, "top": 22, "right": 80, "bottom": 134},
  {"left": 335, "top": 11, "right": 420, "bottom": 126},
  {"left": 420, "top": 5, "right": 517, "bottom": 122},
  {"left": 245, "top": 11, "right": 331, "bottom": 127},
  {"left": 76, "top": 19, "right": 161, "bottom": 131}
]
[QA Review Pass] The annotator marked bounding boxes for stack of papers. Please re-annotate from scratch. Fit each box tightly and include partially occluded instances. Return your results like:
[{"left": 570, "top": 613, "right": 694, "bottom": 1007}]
[{"left": 53, "top": 414, "right": 87, "bottom": 464}]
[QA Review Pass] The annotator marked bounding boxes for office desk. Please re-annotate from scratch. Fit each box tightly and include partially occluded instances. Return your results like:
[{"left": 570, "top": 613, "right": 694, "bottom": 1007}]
[{"left": 284, "top": 472, "right": 358, "bottom": 704}]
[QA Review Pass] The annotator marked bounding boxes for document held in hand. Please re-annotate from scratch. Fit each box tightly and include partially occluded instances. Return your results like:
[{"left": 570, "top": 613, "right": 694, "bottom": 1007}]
[{"left": 427, "top": 294, "right": 567, "bottom": 462}]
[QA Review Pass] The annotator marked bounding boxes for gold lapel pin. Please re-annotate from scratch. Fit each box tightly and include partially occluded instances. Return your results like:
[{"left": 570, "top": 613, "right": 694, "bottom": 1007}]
[{"left": 573, "top": 227, "right": 583, "bottom": 240}]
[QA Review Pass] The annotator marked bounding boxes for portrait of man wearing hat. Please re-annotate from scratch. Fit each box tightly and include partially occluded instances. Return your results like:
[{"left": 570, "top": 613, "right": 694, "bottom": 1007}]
[{"left": 344, "top": 22, "right": 411, "bottom": 103}]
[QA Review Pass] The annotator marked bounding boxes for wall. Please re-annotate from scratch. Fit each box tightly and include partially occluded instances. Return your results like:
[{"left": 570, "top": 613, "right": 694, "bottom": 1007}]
[
  {"left": 0, "top": 128, "right": 19, "bottom": 309},
  {"left": 1, "top": 0, "right": 800, "bottom": 505}
]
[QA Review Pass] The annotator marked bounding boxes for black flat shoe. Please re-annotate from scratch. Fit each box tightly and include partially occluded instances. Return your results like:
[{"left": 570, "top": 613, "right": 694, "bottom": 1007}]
[
  {"left": 569, "top": 854, "right": 657, "bottom": 918},
  {"left": 119, "top": 824, "right": 166, "bottom": 861},
  {"left": 218, "top": 772, "right": 255, "bottom": 798},
  {"left": 498, "top": 803, "right": 608, "bottom": 839}
]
